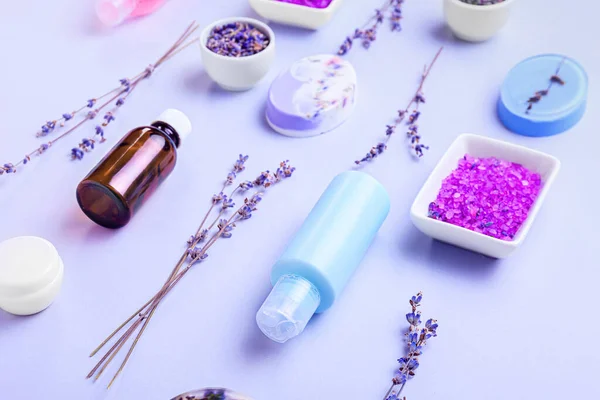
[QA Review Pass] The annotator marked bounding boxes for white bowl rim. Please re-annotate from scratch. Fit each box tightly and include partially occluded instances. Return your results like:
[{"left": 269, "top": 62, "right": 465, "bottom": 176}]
[
  {"left": 410, "top": 133, "right": 560, "bottom": 247},
  {"left": 250, "top": 0, "right": 341, "bottom": 12},
  {"left": 447, "top": 0, "right": 516, "bottom": 11},
  {"left": 200, "top": 17, "right": 275, "bottom": 62}
]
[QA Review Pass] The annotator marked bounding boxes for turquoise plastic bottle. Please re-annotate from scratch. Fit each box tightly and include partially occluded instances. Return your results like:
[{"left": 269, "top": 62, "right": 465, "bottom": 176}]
[{"left": 256, "top": 171, "right": 390, "bottom": 343}]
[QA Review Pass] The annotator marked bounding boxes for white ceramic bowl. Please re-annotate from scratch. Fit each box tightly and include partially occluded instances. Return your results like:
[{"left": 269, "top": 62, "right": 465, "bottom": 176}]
[
  {"left": 443, "top": 0, "right": 516, "bottom": 42},
  {"left": 410, "top": 134, "right": 560, "bottom": 259},
  {"left": 249, "top": 0, "right": 344, "bottom": 30},
  {"left": 199, "top": 17, "right": 276, "bottom": 91}
]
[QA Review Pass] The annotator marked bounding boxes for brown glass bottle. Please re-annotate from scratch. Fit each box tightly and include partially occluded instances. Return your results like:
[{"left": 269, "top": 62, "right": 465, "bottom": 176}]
[{"left": 76, "top": 109, "right": 191, "bottom": 229}]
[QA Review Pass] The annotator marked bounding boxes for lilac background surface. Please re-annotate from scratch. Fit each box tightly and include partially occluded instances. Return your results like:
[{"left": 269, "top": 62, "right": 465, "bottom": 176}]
[{"left": 0, "top": 1, "right": 598, "bottom": 399}]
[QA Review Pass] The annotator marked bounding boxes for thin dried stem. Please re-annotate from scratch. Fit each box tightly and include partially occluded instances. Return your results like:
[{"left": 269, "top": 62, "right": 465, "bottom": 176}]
[
  {"left": 383, "top": 383, "right": 396, "bottom": 399},
  {"left": 400, "top": 47, "right": 443, "bottom": 114},
  {"left": 354, "top": 46, "right": 443, "bottom": 165},
  {"left": 90, "top": 191, "right": 251, "bottom": 387},
  {"left": 89, "top": 252, "right": 188, "bottom": 358},
  {"left": 87, "top": 317, "right": 144, "bottom": 378}
]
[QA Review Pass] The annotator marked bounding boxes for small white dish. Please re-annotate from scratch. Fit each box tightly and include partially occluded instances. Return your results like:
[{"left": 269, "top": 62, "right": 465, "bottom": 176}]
[
  {"left": 249, "top": 0, "right": 344, "bottom": 30},
  {"left": 410, "top": 134, "right": 560, "bottom": 259},
  {"left": 0, "top": 236, "right": 64, "bottom": 315},
  {"left": 443, "top": 0, "right": 516, "bottom": 42},
  {"left": 199, "top": 17, "right": 276, "bottom": 91}
]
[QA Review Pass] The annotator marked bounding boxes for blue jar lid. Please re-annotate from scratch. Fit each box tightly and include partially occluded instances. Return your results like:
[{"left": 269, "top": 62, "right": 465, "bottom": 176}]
[{"left": 498, "top": 54, "right": 587, "bottom": 137}]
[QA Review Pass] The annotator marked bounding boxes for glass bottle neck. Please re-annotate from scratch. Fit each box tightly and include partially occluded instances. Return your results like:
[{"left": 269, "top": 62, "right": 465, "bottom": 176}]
[{"left": 151, "top": 121, "right": 181, "bottom": 148}]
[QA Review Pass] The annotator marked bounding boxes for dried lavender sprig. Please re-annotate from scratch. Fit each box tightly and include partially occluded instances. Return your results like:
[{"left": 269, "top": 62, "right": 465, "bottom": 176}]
[
  {"left": 88, "top": 154, "right": 251, "bottom": 361},
  {"left": 338, "top": 0, "right": 404, "bottom": 56},
  {"left": 383, "top": 292, "right": 438, "bottom": 400},
  {"left": 525, "top": 57, "right": 566, "bottom": 114},
  {"left": 0, "top": 22, "right": 199, "bottom": 176},
  {"left": 354, "top": 47, "right": 442, "bottom": 165},
  {"left": 88, "top": 157, "right": 295, "bottom": 388}
]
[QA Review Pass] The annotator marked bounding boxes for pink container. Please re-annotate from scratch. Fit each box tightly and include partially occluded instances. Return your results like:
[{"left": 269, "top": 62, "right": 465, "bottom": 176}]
[{"left": 96, "top": 0, "right": 168, "bottom": 26}]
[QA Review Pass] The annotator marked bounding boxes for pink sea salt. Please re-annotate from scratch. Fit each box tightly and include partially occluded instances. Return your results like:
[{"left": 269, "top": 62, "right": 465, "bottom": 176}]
[
  {"left": 275, "top": 0, "right": 334, "bottom": 8},
  {"left": 428, "top": 155, "right": 543, "bottom": 241}
]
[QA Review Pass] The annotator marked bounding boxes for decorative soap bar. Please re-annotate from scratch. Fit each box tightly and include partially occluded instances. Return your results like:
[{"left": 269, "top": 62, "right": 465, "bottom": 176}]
[
  {"left": 498, "top": 54, "right": 588, "bottom": 137},
  {"left": 266, "top": 54, "right": 357, "bottom": 138}
]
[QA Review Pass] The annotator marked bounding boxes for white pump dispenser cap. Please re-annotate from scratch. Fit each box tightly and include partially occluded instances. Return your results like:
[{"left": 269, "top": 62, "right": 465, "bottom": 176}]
[{"left": 157, "top": 109, "right": 192, "bottom": 144}]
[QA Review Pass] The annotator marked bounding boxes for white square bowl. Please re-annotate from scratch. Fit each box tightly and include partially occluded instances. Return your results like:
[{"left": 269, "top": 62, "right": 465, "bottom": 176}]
[
  {"left": 249, "top": 0, "right": 344, "bottom": 30},
  {"left": 410, "top": 134, "right": 560, "bottom": 259}
]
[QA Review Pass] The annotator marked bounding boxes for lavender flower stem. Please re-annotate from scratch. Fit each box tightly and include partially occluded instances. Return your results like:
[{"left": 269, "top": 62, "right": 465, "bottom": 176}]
[
  {"left": 89, "top": 177, "right": 239, "bottom": 362},
  {"left": 397, "top": 382, "right": 406, "bottom": 395},
  {"left": 400, "top": 47, "right": 443, "bottom": 116},
  {"left": 354, "top": 46, "right": 443, "bottom": 165},
  {"left": 90, "top": 317, "right": 145, "bottom": 382},
  {"left": 89, "top": 158, "right": 295, "bottom": 387},
  {"left": 88, "top": 251, "right": 188, "bottom": 358},
  {"left": 87, "top": 316, "right": 144, "bottom": 380},
  {"left": 383, "top": 383, "right": 395, "bottom": 399},
  {"left": 98, "top": 212, "right": 243, "bottom": 388},
  {"left": 361, "top": 0, "right": 394, "bottom": 29}
]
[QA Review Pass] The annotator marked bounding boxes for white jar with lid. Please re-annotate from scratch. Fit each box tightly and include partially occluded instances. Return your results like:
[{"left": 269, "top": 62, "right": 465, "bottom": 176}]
[{"left": 0, "top": 236, "right": 64, "bottom": 315}]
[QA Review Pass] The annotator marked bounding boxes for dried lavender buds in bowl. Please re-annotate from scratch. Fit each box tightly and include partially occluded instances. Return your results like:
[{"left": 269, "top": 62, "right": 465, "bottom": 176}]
[
  {"left": 206, "top": 22, "right": 270, "bottom": 57},
  {"left": 200, "top": 17, "right": 276, "bottom": 91}
]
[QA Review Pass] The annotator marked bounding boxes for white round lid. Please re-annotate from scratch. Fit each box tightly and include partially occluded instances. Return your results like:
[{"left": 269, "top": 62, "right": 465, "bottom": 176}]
[
  {"left": 157, "top": 108, "right": 192, "bottom": 143},
  {"left": 0, "top": 236, "right": 61, "bottom": 297}
]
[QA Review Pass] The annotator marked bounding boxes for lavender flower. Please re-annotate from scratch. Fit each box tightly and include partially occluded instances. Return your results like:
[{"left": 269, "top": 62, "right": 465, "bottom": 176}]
[
  {"left": 355, "top": 143, "right": 387, "bottom": 164},
  {"left": 354, "top": 48, "right": 442, "bottom": 165},
  {"left": 239, "top": 181, "right": 254, "bottom": 191},
  {"left": 212, "top": 192, "right": 225, "bottom": 204},
  {"left": 2, "top": 22, "right": 200, "bottom": 176},
  {"left": 234, "top": 155, "right": 249, "bottom": 172},
  {"left": 221, "top": 195, "right": 235, "bottom": 209},
  {"left": 390, "top": 0, "right": 403, "bottom": 31},
  {"left": 383, "top": 292, "right": 438, "bottom": 400},
  {"left": 0, "top": 163, "right": 15, "bottom": 175},
  {"left": 338, "top": 0, "right": 405, "bottom": 56},
  {"left": 526, "top": 57, "right": 566, "bottom": 114}
]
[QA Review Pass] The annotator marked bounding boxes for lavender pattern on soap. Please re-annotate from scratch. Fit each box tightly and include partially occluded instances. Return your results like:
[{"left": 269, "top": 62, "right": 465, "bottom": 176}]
[
  {"left": 303, "top": 56, "right": 355, "bottom": 120},
  {"left": 291, "top": 55, "right": 356, "bottom": 127}
]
